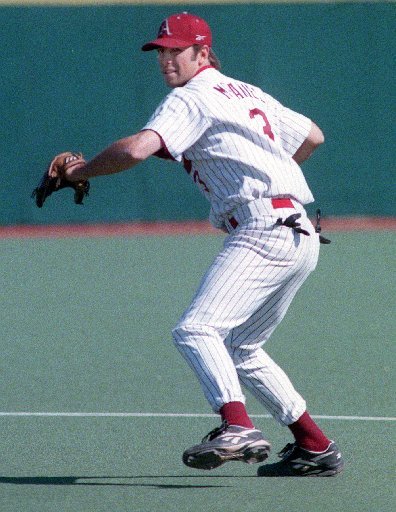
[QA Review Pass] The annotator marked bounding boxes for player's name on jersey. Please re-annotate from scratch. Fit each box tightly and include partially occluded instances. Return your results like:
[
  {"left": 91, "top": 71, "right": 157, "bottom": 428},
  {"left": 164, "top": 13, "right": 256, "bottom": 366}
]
[{"left": 214, "top": 82, "right": 265, "bottom": 102}]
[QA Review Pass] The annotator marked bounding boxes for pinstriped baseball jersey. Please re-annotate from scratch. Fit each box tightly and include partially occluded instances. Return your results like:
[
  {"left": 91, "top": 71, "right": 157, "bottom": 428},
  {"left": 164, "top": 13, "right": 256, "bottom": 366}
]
[
  {"left": 143, "top": 66, "right": 313, "bottom": 229},
  {"left": 143, "top": 63, "right": 322, "bottom": 425}
]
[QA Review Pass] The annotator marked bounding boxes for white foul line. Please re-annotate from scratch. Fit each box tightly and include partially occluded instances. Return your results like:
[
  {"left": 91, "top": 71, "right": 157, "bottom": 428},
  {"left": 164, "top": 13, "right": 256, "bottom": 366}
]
[{"left": 0, "top": 412, "right": 394, "bottom": 421}]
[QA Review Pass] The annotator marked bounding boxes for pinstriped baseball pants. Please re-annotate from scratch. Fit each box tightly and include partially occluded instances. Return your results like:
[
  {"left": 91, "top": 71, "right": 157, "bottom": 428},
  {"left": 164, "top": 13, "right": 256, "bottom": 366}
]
[{"left": 172, "top": 208, "right": 320, "bottom": 426}]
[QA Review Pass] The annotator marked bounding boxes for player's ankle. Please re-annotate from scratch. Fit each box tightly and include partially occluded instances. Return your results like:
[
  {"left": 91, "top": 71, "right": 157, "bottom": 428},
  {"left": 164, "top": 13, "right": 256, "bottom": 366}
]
[
  {"left": 220, "top": 401, "right": 255, "bottom": 429},
  {"left": 288, "top": 410, "right": 330, "bottom": 452}
]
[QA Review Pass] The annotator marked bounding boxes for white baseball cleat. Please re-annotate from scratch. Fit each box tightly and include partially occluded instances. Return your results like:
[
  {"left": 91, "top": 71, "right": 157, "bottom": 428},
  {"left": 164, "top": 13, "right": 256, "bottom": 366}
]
[{"left": 183, "top": 420, "right": 271, "bottom": 470}]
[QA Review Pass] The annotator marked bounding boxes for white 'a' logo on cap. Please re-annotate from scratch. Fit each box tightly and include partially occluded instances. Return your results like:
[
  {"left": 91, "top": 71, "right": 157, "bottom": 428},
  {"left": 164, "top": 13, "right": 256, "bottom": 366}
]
[{"left": 158, "top": 18, "right": 172, "bottom": 36}]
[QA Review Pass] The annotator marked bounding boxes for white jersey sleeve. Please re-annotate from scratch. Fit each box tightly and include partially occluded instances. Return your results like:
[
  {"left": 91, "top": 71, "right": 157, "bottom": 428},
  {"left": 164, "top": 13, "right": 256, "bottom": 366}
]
[
  {"left": 143, "top": 90, "right": 211, "bottom": 162},
  {"left": 278, "top": 105, "right": 312, "bottom": 156}
]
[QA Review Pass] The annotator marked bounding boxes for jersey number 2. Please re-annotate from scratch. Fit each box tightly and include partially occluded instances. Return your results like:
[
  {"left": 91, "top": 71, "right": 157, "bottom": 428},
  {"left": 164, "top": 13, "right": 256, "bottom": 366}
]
[{"left": 249, "top": 108, "right": 275, "bottom": 141}]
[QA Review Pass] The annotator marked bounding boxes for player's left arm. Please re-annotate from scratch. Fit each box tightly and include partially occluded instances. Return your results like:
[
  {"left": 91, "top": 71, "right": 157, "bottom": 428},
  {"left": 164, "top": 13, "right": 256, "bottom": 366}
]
[
  {"left": 292, "top": 121, "right": 324, "bottom": 164},
  {"left": 61, "top": 130, "right": 163, "bottom": 182}
]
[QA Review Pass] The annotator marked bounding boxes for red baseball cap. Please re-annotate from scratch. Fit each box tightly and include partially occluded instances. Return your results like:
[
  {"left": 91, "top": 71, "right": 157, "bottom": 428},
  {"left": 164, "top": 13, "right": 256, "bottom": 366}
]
[{"left": 141, "top": 12, "right": 212, "bottom": 51}]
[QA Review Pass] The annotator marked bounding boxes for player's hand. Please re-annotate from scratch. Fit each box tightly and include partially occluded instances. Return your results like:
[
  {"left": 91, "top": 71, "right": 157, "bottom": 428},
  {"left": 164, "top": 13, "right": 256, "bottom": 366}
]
[
  {"left": 32, "top": 151, "right": 90, "bottom": 208},
  {"left": 47, "top": 152, "right": 86, "bottom": 183}
]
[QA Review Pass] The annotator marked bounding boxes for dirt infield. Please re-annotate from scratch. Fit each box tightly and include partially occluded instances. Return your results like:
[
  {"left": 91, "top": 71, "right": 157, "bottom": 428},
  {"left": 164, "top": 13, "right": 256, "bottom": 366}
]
[{"left": 0, "top": 217, "right": 395, "bottom": 239}]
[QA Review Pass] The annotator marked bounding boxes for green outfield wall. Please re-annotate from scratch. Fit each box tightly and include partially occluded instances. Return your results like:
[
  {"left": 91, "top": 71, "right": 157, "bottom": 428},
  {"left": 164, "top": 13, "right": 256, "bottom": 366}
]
[{"left": 2, "top": 2, "right": 394, "bottom": 225}]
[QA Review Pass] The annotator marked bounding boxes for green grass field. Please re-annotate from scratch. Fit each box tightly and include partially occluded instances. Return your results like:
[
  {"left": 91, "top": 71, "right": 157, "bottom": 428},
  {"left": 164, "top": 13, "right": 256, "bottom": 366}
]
[{"left": 0, "top": 231, "right": 395, "bottom": 511}]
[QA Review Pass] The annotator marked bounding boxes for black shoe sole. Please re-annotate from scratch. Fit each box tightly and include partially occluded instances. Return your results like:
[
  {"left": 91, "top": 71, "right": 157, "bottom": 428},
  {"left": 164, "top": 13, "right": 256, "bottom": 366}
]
[
  {"left": 257, "top": 460, "right": 345, "bottom": 477},
  {"left": 183, "top": 444, "right": 271, "bottom": 471}
]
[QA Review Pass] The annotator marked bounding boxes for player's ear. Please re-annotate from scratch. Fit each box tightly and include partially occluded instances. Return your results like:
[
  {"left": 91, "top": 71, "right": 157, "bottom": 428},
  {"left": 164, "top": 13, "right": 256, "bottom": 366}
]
[{"left": 196, "top": 45, "right": 210, "bottom": 64}]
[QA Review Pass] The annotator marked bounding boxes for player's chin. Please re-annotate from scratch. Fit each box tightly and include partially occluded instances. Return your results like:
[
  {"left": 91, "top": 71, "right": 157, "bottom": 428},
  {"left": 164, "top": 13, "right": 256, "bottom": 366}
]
[{"left": 163, "top": 73, "right": 181, "bottom": 88}]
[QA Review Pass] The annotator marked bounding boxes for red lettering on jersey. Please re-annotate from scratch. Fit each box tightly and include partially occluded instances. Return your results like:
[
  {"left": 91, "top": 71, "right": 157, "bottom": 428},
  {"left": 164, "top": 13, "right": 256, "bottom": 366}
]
[
  {"left": 228, "top": 83, "right": 244, "bottom": 99},
  {"left": 238, "top": 84, "right": 252, "bottom": 98},
  {"left": 183, "top": 156, "right": 192, "bottom": 174},
  {"left": 183, "top": 157, "right": 209, "bottom": 193},
  {"left": 249, "top": 108, "right": 275, "bottom": 140},
  {"left": 193, "top": 170, "right": 209, "bottom": 192},
  {"left": 246, "top": 85, "right": 261, "bottom": 101},
  {"left": 213, "top": 84, "right": 232, "bottom": 98},
  {"left": 214, "top": 82, "right": 265, "bottom": 103}
]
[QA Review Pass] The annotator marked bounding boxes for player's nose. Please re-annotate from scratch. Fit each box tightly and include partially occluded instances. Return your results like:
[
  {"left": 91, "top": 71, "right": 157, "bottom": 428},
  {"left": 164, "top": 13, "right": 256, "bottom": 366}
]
[{"left": 158, "top": 48, "right": 172, "bottom": 61}]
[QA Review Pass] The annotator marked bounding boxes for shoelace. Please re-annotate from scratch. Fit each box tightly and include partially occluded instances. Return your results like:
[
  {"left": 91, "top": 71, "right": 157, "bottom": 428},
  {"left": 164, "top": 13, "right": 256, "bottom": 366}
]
[
  {"left": 277, "top": 443, "right": 297, "bottom": 459},
  {"left": 202, "top": 420, "right": 229, "bottom": 443}
]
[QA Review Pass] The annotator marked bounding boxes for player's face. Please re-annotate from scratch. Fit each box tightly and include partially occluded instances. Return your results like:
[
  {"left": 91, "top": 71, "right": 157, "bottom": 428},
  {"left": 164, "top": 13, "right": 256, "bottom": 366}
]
[{"left": 157, "top": 46, "right": 204, "bottom": 88}]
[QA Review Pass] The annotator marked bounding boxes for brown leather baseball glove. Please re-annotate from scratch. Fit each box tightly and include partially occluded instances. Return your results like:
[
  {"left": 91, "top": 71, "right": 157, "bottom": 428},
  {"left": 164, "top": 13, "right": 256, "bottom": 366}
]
[{"left": 32, "top": 152, "right": 89, "bottom": 208}]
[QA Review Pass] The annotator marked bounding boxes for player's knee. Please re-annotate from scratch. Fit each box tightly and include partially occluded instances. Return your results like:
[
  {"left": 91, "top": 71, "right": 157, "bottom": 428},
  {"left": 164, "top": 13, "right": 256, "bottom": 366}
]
[
  {"left": 172, "top": 323, "right": 206, "bottom": 344},
  {"left": 172, "top": 322, "right": 222, "bottom": 347},
  {"left": 172, "top": 322, "right": 188, "bottom": 343}
]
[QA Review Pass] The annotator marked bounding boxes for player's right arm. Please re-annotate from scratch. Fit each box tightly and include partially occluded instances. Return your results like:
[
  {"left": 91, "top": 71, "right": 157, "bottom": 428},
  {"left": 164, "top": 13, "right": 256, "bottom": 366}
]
[
  {"left": 63, "top": 129, "right": 163, "bottom": 181},
  {"left": 292, "top": 121, "right": 324, "bottom": 164}
]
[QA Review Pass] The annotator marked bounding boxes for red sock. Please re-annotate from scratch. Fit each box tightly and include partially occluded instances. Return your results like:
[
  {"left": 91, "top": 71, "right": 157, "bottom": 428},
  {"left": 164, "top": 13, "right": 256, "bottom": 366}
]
[
  {"left": 288, "top": 411, "right": 330, "bottom": 452},
  {"left": 220, "top": 401, "right": 255, "bottom": 429}
]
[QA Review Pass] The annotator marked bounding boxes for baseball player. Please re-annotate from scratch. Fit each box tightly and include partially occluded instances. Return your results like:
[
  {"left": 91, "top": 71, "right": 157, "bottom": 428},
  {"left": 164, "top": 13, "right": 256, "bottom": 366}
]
[{"left": 45, "top": 12, "right": 344, "bottom": 476}]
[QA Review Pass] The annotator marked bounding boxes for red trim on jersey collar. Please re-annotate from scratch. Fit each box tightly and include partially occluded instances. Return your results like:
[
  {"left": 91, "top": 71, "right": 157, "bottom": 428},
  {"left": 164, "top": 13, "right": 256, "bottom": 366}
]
[
  {"left": 193, "top": 65, "right": 215, "bottom": 78},
  {"left": 179, "top": 65, "right": 214, "bottom": 87}
]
